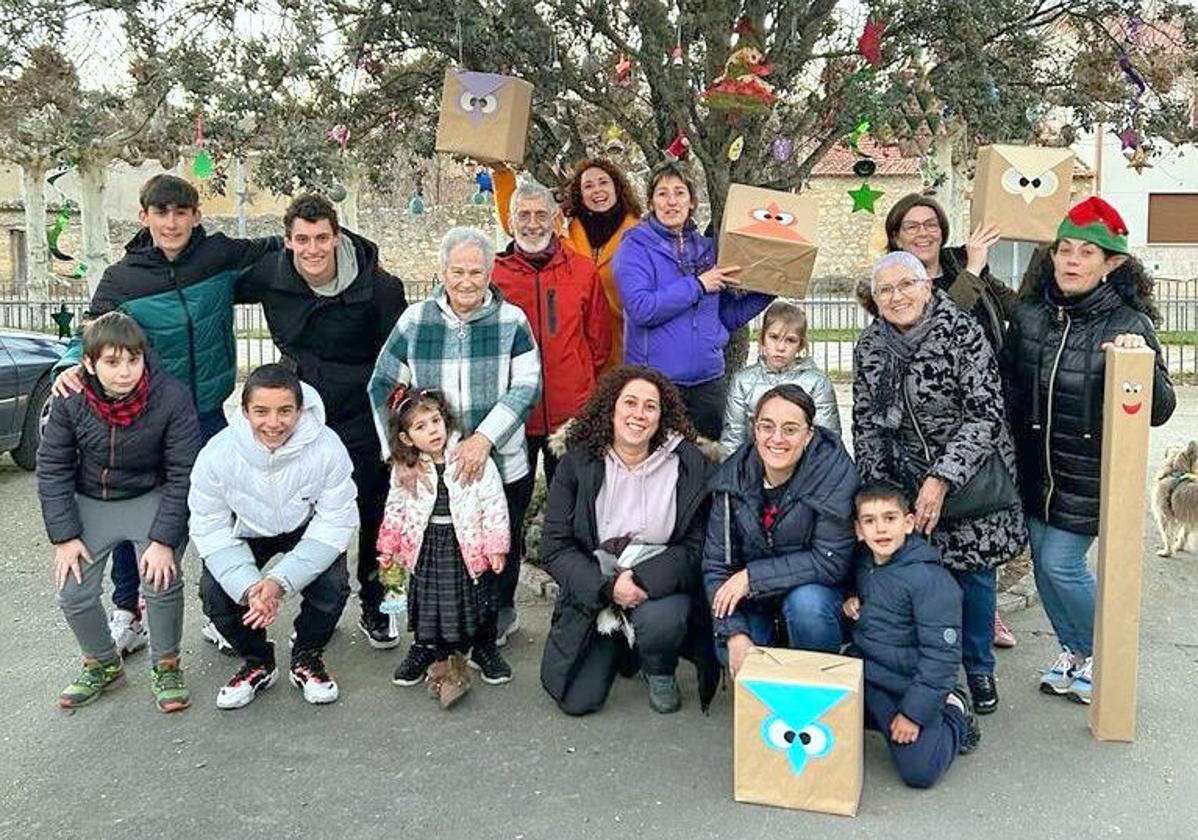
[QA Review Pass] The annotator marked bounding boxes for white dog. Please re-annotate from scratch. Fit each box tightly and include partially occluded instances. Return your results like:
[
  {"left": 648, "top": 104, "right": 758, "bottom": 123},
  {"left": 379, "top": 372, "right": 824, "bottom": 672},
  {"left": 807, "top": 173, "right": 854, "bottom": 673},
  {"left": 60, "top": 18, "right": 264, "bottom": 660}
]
[{"left": 1153, "top": 441, "right": 1198, "bottom": 557}]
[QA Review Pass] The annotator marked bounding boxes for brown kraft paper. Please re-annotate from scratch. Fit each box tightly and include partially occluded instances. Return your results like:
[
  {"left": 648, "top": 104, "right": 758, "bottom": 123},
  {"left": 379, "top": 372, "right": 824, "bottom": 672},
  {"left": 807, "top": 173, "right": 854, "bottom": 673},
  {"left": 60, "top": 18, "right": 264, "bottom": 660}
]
[
  {"left": 970, "top": 145, "right": 1075, "bottom": 243},
  {"left": 435, "top": 68, "right": 534, "bottom": 164},
  {"left": 718, "top": 184, "right": 819, "bottom": 298}
]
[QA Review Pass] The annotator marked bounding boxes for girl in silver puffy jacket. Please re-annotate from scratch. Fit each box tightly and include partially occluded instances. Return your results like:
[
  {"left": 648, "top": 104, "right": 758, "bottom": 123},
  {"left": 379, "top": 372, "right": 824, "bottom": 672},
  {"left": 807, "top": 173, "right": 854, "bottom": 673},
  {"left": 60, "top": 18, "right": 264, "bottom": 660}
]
[{"left": 719, "top": 300, "right": 841, "bottom": 457}]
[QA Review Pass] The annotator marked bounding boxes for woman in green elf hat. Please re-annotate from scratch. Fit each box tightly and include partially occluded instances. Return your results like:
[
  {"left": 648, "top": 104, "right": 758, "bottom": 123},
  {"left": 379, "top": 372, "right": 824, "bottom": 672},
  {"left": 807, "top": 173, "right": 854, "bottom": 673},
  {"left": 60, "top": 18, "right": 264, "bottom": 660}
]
[{"left": 1003, "top": 196, "right": 1176, "bottom": 707}]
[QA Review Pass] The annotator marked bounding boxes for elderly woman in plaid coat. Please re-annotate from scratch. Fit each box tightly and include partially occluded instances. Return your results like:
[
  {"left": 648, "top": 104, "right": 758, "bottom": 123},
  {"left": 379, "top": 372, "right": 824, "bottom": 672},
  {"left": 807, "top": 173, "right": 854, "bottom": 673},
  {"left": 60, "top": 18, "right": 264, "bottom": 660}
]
[{"left": 368, "top": 227, "right": 541, "bottom": 684}]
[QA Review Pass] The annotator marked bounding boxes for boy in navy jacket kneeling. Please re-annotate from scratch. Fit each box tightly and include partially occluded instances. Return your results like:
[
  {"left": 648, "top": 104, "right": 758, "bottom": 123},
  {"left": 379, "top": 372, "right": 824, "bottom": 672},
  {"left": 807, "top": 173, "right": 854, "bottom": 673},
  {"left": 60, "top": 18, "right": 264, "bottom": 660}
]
[{"left": 843, "top": 483, "right": 981, "bottom": 789}]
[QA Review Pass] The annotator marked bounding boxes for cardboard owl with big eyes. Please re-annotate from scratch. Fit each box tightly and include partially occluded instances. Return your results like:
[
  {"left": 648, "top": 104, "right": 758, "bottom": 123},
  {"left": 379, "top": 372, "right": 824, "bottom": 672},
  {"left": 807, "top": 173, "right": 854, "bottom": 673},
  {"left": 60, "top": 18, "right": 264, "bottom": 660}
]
[
  {"left": 971, "top": 145, "right": 1075, "bottom": 243},
  {"left": 435, "top": 69, "right": 534, "bottom": 164},
  {"left": 718, "top": 184, "right": 819, "bottom": 298},
  {"left": 734, "top": 648, "right": 863, "bottom": 816}
]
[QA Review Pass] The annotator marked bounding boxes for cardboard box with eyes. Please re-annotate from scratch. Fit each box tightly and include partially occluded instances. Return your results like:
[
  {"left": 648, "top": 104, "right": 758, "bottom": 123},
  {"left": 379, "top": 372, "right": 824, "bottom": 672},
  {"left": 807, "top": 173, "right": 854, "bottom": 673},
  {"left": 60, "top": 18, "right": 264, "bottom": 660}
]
[
  {"left": 717, "top": 184, "right": 819, "bottom": 298},
  {"left": 434, "top": 69, "right": 534, "bottom": 164},
  {"left": 970, "top": 145, "right": 1076, "bottom": 243}
]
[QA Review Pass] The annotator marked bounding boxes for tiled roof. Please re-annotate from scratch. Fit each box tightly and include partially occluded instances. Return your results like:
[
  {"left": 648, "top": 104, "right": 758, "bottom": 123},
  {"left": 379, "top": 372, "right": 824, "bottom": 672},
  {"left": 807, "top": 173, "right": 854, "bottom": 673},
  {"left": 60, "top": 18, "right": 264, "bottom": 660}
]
[{"left": 811, "top": 138, "right": 921, "bottom": 176}]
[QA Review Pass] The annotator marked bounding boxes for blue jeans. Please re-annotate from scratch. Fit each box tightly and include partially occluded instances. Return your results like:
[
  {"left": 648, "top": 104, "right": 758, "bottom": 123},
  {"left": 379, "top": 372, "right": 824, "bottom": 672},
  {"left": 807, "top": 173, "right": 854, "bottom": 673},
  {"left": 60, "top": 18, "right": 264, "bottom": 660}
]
[
  {"left": 1028, "top": 517, "right": 1096, "bottom": 657},
  {"left": 111, "top": 408, "right": 228, "bottom": 610},
  {"left": 951, "top": 567, "right": 996, "bottom": 676},
  {"left": 716, "top": 583, "right": 844, "bottom": 664}
]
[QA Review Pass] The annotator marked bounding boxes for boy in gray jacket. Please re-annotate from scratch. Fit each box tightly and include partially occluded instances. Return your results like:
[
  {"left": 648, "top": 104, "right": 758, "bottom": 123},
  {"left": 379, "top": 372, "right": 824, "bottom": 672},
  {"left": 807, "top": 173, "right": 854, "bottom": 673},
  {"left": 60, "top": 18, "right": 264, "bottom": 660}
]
[
  {"left": 189, "top": 364, "right": 358, "bottom": 709},
  {"left": 38, "top": 312, "right": 199, "bottom": 712}
]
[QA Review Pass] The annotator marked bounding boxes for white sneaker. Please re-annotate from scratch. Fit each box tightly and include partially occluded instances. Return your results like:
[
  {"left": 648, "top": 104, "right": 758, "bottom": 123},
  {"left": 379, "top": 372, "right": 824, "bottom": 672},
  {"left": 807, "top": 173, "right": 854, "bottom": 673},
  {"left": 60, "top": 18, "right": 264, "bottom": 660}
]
[
  {"left": 1066, "top": 656, "right": 1093, "bottom": 705},
  {"left": 289, "top": 653, "right": 340, "bottom": 704},
  {"left": 1039, "top": 647, "right": 1078, "bottom": 695},
  {"left": 108, "top": 609, "right": 147, "bottom": 656},
  {"left": 216, "top": 660, "right": 278, "bottom": 710},
  {"left": 496, "top": 608, "right": 520, "bottom": 648},
  {"left": 200, "top": 617, "right": 236, "bottom": 656}
]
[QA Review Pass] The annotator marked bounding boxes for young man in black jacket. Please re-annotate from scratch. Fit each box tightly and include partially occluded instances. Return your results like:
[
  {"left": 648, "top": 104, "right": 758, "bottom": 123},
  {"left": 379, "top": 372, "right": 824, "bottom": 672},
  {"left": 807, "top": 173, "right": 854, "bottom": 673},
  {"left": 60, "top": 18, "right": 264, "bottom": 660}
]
[
  {"left": 239, "top": 194, "right": 408, "bottom": 648},
  {"left": 38, "top": 313, "right": 199, "bottom": 713}
]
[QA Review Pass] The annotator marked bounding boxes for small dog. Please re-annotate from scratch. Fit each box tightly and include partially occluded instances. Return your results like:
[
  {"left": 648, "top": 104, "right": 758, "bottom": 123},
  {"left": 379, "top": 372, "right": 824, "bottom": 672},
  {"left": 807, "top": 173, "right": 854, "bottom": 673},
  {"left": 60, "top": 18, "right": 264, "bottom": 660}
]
[{"left": 1153, "top": 441, "right": 1198, "bottom": 557}]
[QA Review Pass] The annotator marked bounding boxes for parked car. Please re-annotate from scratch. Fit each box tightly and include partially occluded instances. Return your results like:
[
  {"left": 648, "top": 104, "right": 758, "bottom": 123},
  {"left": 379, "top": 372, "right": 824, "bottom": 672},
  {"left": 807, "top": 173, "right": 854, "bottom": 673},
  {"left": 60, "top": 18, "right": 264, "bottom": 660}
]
[{"left": 0, "top": 329, "right": 65, "bottom": 470}]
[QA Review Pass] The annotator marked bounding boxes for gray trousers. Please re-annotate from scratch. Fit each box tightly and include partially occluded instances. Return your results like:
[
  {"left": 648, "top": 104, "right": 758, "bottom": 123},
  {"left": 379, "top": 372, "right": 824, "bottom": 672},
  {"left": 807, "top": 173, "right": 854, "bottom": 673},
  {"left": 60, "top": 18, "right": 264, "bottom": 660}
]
[{"left": 56, "top": 491, "right": 185, "bottom": 663}]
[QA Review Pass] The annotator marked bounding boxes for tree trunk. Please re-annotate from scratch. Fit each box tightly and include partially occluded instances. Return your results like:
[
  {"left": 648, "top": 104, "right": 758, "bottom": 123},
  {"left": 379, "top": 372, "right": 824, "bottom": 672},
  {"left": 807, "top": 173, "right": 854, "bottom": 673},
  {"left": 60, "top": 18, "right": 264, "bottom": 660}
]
[
  {"left": 341, "top": 176, "right": 361, "bottom": 231},
  {"left": 20, "top": 162, "right": 50, "bottom": 302},
  {"left": 234, "top": 157, "right": 249, "bottom": 237},
  {"left": 934, "top": 128, "right": 969, "bottom": 238},
  {"left": 78, "top": 163, "right": 112, "bottom": 297}
]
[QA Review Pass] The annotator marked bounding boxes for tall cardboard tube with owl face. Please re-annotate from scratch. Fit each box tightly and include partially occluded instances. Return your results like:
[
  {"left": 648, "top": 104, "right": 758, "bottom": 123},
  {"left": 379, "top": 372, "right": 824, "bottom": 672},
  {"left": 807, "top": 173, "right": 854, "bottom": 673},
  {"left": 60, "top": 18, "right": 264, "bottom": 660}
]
[
  {"left": 1092, "top": 345, "right": 1156, "bottom": 742},
  {"left": 434, "top": 69, "right": 534, "bottom": 165},
  {"left": 970, "top": 145, "right": 1075, "bottom": 242}
]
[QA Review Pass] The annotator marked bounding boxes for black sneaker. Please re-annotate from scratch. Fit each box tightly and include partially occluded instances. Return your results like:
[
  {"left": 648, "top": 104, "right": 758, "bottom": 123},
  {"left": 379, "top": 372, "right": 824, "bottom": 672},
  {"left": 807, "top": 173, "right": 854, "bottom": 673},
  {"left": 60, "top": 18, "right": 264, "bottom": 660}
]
[
  {"left": 468, "top": 643, "right": 512, "bottom": 685},
  {"left": 358, "top": 611, "right": 400, "bottom": 650},
  {"left": 967, "top": 673, "right": 999, "bottom": 715},
  {"left": 949, "top": 686, "right": 982, "bottom": 755},
  {"left": 393, "top": 644, "right": 438, "bottom": 686},
  {"left": 647, "top": 674, "right": 682, "bottom": 714}
]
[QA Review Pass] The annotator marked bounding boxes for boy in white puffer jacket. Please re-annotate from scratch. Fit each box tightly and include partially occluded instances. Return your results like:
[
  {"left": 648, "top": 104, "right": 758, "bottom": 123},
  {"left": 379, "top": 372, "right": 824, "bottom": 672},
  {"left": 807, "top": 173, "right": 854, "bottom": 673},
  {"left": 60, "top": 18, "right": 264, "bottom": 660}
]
[{"left": 189, "top": 364, "right": 358, "bottom": 709}]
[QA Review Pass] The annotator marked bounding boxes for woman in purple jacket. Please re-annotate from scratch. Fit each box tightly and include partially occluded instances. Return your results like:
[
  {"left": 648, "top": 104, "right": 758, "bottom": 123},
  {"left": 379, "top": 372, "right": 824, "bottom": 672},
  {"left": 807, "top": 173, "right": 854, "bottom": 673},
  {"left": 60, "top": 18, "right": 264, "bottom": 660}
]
[{"left": 613, "top": 162, "right": 772, "bottom": 439}]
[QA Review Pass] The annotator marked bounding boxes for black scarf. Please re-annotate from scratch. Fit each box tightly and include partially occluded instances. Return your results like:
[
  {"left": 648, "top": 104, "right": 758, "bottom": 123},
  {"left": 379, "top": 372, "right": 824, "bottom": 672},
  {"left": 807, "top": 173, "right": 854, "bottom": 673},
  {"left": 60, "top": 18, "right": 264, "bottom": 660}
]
[
  {"left": 871, "top": 295, "right": 940, "bottom": 431},
  {"left": 576, "top": 202, "right": 626, "bottom": 252}
]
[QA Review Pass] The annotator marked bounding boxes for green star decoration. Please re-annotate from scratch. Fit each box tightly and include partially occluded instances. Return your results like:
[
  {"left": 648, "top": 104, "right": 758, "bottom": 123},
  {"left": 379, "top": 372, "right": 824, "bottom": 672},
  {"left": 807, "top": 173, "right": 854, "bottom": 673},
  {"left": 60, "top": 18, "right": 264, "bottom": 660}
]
[
  {"left": 51, "top": 304, "right": 74, "bottom": 339},
  {"left": 848, "top": 180, "right": 884, "bottom": 213}
]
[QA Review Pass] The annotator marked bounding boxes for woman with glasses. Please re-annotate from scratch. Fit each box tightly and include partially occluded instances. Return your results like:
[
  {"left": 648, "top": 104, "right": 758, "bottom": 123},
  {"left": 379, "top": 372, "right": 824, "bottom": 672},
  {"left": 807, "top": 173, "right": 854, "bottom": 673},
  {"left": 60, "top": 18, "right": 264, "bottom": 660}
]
[
  {"left": 613, "top": 161, "right": 772, "bottom": 440},
  {"left": 884, "top": 194, "right": 1017, "bottom": 353},
  {"left": 853, "top": 251, "right": 1025, "bottom": 717},
  {"left": 702, "top": 384, "right": 859, "bottom": 677},
  {"left": 368, "top": 227, "right": 542, "bottom": 686}
]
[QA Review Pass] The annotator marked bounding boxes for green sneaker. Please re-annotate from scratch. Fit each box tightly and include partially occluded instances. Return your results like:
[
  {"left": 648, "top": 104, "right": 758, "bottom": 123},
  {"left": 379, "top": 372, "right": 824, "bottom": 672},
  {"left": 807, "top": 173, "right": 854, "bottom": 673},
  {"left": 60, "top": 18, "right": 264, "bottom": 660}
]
[
  {"left": 150, "top": 657, "right": 191, "bottom": 713},
  {"left": 58, "top": 658, "right": 125, "bottom": 708}
]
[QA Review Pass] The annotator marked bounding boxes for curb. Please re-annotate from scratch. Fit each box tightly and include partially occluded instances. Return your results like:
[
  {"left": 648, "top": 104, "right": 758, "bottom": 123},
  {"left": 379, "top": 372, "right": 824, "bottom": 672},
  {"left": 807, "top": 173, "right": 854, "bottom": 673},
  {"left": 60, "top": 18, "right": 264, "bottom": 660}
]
[
  {"left": 997, "top": 572, "right": 1039, "bottom": 614},
  {"left": 518, "top": 562, "right": 559, "bottom": 602}
]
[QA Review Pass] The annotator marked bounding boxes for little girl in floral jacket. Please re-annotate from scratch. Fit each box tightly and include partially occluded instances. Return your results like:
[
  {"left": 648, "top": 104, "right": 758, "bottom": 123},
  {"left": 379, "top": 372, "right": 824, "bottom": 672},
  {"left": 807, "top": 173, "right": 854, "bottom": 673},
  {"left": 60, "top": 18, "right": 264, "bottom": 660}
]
[{"left": 376, "top": 389, "right": 509, "bottom": 708}]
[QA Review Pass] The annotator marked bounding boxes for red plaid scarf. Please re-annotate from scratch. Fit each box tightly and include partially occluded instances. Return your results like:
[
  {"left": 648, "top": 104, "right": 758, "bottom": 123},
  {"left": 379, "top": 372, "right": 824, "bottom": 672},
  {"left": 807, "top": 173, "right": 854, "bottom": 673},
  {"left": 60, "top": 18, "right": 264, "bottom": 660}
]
[{"left": 82, "top": 371, "right": 150, "bottom": 427}]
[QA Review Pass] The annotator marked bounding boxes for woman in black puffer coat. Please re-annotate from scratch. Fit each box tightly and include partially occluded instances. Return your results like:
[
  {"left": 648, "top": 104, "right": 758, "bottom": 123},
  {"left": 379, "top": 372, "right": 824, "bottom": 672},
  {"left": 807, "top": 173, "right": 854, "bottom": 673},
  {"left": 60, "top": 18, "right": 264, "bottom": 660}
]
[{"left": 1004, "top": 197, "right": 1175, "bottom": 706}]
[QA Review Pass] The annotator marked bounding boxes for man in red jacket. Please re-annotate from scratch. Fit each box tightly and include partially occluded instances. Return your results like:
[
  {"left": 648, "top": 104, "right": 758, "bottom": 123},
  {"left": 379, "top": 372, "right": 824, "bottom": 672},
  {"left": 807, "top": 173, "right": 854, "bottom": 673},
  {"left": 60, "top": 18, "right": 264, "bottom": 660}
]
[{"left": 492, "top": 183, "right": 611, "bottom": 487}]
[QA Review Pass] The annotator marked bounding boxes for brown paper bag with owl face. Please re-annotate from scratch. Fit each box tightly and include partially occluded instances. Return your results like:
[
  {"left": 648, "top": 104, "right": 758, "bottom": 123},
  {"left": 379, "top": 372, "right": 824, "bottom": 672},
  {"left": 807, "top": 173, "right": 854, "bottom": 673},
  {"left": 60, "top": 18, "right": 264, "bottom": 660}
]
[
  {"left": 970, "top": 145, "right": 1075, "bottom": 243},
  {"left": 734, "top": 647, "right": 863, "bottom": 815},
  {"left": 718, "top": 184, "right": 819, "bottom": 298},
  {"left": 435, "top": 69, "right": 534, "bottom": 164}
]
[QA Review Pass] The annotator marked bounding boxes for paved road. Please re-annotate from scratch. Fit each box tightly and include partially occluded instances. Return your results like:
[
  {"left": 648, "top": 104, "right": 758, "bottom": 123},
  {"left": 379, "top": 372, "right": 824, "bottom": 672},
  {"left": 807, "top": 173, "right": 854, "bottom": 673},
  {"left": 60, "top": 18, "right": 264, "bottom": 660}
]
[{"left": 1, "top": 392, "right": 1197, "bottom": 839}]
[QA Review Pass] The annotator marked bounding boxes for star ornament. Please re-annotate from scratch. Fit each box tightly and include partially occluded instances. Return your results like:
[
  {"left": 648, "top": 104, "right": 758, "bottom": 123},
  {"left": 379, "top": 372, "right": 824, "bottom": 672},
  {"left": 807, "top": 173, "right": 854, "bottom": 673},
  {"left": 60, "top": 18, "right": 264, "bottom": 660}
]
[
  {"left": 848, "top": 180, "right": 884, "bottom": 213},
  {"left": 1126, "top": 147, "right": 1152, "bottom": 175}
]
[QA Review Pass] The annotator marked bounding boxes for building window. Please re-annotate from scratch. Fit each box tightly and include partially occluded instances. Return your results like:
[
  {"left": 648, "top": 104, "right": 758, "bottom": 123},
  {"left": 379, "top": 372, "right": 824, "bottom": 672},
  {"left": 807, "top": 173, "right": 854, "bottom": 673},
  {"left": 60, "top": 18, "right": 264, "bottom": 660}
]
[
  {"left": 989, "top": 240, "right": 1039, "bottom": 289},
  {"left": 1148, "top": 194, "right": 1198, "bottom": 244}
]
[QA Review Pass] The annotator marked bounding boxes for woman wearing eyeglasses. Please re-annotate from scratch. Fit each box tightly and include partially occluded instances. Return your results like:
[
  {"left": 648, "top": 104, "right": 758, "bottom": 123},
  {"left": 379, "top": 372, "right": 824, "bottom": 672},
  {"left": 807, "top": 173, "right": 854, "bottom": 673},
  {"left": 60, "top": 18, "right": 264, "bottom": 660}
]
[
  {"left": 853, "top": 251, "right": 1025, "bottom": 717},
  {"left": 884, "top": 194, "right": 1018, "bottom": 353},
  {"left": 612, "top": 161, "right": 772, "bottom": 440},
  {"left": 702, "top": 384, "right": 859, "bottom": 678}
]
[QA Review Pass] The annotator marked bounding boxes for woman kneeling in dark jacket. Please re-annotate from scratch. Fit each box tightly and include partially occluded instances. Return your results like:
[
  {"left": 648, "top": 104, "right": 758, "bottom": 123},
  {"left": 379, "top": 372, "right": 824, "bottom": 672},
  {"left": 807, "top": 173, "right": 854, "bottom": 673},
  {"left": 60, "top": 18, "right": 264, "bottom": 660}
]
[
  {"left": 702, "top": 385, "right": 859, "bottom": 677},
  {"left": 1005, "top": 196, "right": 1175, "bottom": 705},
  {"left": 540, "top": 365, "right": 719, "bottom": 716}
]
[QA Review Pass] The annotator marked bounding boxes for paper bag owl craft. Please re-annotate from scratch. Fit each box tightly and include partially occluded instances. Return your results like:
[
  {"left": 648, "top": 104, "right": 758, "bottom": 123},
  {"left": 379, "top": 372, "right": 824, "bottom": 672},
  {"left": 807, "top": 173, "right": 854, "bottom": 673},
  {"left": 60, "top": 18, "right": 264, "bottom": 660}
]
[
  {"left": 734, "top": 648, "right": 863, "bottom": 816},
  {"left": 434, "top": 69, "right": 534, "bottom": 164},
  {"left": 717, "top": 184, "right": 819, "bottom": 298},
  {"left": 971, "top": 145, "right": 1075, "bottom": 243}
]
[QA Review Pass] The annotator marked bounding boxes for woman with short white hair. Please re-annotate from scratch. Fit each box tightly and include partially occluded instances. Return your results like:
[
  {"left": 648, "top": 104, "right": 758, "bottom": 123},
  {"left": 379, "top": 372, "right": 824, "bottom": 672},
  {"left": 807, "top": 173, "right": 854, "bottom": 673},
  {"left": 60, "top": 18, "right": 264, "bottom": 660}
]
[
  {"left": 853, "top": 250, "right": 1025, "bottom": 718},
  {"left": 368, "top": 226, "right": 542, "bottom": 686}
]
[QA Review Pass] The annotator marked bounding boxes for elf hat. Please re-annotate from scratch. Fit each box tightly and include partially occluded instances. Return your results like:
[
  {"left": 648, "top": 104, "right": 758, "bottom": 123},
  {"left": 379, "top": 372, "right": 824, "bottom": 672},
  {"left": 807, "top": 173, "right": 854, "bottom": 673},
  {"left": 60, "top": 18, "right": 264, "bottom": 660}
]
[{"left": 1056, "top": 196, "right": 1130, "bottom": 255}]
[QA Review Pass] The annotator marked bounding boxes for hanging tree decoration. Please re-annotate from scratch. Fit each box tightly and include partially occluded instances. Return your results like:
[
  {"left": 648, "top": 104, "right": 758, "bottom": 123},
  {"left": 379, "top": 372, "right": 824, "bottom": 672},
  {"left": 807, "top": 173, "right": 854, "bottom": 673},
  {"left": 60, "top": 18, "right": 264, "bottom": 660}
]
[
  {"left": 615, "top": 54, "right": 633, "bottom": 86},
  {"left": 192, "top": 115, "right": 214, "bottom": 180},
  {"left": 1115, "top": 126, "right": 1140, "bottom": 151},
  {"left": 1126, "top": 146, "right": 1153, "bottom": 175},
  {"left": 845, "top": 118, "right": 883, "bottom": 213},
  {"left": 857, "top": 18, "right": 887, "bottom": 67},
  {"left": 727, "top": 135, "right": 745, "bottom": 162},
  {"left": 50, "top": 303, "right": 74, "bottom": 340},
  {"left": 670, "top": 21, "right": 684, "bottom": 67},
  {"left": 664, "top": 130, "right": 692, "bottom": 160},
  {"left": 771, "top": 136, "right": 794, "bottom": 163},
  {"left": 603, "top": 123, "right": 626, "bottom": 155},
  {"left": 327, "top": 123, "right": 351, "bottom": 151},
  {"left": 408, "top": 186, "right": 426, "bottom": 215},
  {"left": 46, "top": 205, "right": 75, "bottom": 262},
  {"left": 848, "top": 181, "right": 885, "bottom": 213},
  {"left": 473, "top": 169, "right": 494, "bottom": 205},
  {"left": 700, "top": 17, "right": 775, "bottom": 116}
]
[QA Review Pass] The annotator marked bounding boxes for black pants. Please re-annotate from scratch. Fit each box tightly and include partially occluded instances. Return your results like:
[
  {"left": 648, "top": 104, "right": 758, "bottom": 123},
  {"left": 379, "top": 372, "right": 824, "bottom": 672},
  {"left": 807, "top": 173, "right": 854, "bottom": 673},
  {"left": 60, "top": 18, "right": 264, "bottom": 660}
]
[
  {"left": 557, "top": 593, "right": 690, "bottom": 716},
  {"left": 347, "top": 440, "right": 389, "bottom": 613},
  {"left": 200, "top": 527, "right": 350, "bottom": 665},
  {"left": 496, "top": 473, "right": 535, "bottom": 612},
  {"left": 678, "top": 378, "right": 727, "bottom": 441},
  {"left": 864, "top": 683, "right": 966, "bottom": 789},
  {"left": 526, "top": 434, "right": 561, "bottom": 489}
]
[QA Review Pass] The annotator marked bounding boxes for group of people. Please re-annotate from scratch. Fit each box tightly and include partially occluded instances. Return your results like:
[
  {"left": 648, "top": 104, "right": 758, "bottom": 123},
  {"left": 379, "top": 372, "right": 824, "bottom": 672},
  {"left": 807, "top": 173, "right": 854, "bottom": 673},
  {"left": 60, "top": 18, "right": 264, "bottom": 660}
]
[{"left": 38, "top": 156, "right": 1175, "bottom": 792}]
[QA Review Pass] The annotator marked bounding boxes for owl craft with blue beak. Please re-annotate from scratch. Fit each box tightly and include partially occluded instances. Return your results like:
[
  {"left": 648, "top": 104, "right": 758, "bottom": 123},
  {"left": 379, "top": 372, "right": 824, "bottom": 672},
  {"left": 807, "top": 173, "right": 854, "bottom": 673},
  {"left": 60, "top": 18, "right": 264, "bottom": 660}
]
[{"left": 742, "top": 680, "right": 850, "bottom": 777}]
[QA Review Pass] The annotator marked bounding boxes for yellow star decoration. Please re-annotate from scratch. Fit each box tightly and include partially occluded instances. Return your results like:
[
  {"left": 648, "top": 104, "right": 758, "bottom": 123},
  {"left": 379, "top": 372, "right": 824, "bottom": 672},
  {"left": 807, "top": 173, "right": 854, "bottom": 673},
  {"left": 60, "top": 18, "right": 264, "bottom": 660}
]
[
  {"left": 1126, "top": 147, "right": 1152, "bottom": 174},
  {"left": 848, "top": 180, "right": 885, "bottom": 213}
]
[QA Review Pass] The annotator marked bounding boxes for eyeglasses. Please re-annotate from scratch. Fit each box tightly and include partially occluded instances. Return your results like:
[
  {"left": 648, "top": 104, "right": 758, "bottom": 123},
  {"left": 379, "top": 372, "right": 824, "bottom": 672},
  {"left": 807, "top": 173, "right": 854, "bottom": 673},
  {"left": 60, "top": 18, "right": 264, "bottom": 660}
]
[
  {"left": 754, "top": 420, "right": 809, "bottom": 439},
  {"left": 900, "top": 218, "right": 941, "bottom": 234},
  {"left": 389, "top": 387, "right": 443, "bottom": 414},
  {"left": 872, "top": 278, "right": 923, "bottom": 302}
]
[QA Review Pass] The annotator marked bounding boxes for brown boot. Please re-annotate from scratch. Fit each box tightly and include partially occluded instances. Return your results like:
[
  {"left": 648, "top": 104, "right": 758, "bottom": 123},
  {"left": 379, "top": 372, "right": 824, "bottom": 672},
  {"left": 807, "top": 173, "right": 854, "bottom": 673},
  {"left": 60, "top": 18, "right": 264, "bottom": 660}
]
[
  {"left": 438, "top": 653, "right": 472, "bottom": 709},
  {"left": 426, "top": 659, "right": 450, "bottom": 701}
]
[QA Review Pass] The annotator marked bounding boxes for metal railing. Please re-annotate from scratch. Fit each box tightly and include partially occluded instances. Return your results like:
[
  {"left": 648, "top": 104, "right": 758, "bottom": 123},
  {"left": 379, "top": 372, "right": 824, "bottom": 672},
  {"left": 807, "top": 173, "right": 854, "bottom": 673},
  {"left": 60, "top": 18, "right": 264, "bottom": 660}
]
[{"left": 5, "top": 279, "right": 1198, "bottom": 378}]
